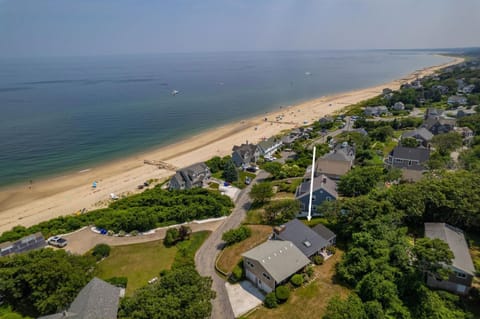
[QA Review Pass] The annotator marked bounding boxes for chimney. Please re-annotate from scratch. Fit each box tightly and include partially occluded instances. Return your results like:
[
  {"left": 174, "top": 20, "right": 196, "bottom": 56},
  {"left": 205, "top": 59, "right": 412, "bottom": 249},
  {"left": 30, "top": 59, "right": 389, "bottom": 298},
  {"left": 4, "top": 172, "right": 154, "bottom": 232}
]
[
  {"left": 273, "top": 225, "right": 286, "bottom": 235},
  {"left": 322, "top": 175, "right": 327, "bottom": 184}
]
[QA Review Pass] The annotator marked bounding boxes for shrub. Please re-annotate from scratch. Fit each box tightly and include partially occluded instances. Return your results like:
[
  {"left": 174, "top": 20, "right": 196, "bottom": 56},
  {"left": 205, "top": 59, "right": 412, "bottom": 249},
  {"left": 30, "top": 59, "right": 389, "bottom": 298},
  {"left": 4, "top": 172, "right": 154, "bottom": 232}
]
[
  {"left": 159, "top": 269, "right": 169, "bottom": 277},
  {"left": 290, "top": 274, "right": 304, "bottom": 287},
  {"left": 305, "top": 265, "right": 315, "bottom": 278},
  {"left": 164, "top": 228, "right": 180, "bottom": 247},
  {"left": 231, "top": 263, "right": 245, "bottom": 282},
  {"left": 222, "top": 226, "right": 252, "bottom": 246},
  {"left": 105, "top": 276, "right": 128, "bottom": 288},
  {"left": 275, "top": 285, "right": 290, "bottom": 302},
  {"left": 326, "top": 246, "right": 336, "bottom": 255},
  {"left": 264, "top": 292, "right": 278, "bottom": 308},
  {"left": 130, "top": 230, "right": 139, "bottom": 236},
  {"left": 313, "top": 255, "right": 324, "bottom": 265},
  {"left": 92, "top": 243, "right": 111, "bottom": 260}
]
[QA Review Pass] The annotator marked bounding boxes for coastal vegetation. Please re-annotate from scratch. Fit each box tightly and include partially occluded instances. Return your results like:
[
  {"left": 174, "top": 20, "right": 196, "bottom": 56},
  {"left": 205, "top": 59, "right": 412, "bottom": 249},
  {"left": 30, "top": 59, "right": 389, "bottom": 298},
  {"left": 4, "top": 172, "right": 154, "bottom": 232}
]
[
  {"left": 117, "top": 231, "right": 213, "bottom": 319},
  {"left": 0, "top": 249, "right": 95, "bottom": 317},
  {"left": 0, "top": 187, "right": 233, "bottom": 243}
]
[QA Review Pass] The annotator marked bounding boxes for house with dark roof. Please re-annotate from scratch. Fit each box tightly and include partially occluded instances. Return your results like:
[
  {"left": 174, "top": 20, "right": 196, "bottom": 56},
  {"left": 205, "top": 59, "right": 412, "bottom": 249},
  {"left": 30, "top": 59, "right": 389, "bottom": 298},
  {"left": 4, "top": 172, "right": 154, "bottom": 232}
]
[
  {"left": 295, "top": 175, "right": 338, "bottom": 216},
  {"left": 272, "top": 219, "right": 332, "bottom": 259},
  {"left": 401, "top": 127, "right": 434, "bottom": 147},
  {"left": 231, "top": 143, "right": 260, "bottom": 167},
  {"left": 242, "top": 240, "right": 310, "bottom": 293},
  {"left": 422, "top": 116, "right": 456, "bottom": 135},
  {"left": 169, "top": 162, "right": 211, "bottom": 190},
  {"left": 447, "top": 95, "right": 468, "bottom": 106},
  {"left": 312, "top": 142, "right": 355, "bottom": 180},
  {"left": 0, "top": 232, "right": 46, "bottom": 257},
  {"left": 385, "top": 146, "right": 430, "bottom": 169},
  {"left": 39, "top": 277, "right": 122, "bottom": 319},
  {"left": 312, "top": 224, "right": 337, "bottom": 246},
  {"left": 385, "top": 146, "right": 430, "bottom": 182},
  {"left": 364, "top": 106, "right": 388, "bottom": 117},
  {"left": 257, "top": 137, "right": 283, "bottom": 157},
  {"left": 424, "top": 223, "right": 475, "bottom": 295}
]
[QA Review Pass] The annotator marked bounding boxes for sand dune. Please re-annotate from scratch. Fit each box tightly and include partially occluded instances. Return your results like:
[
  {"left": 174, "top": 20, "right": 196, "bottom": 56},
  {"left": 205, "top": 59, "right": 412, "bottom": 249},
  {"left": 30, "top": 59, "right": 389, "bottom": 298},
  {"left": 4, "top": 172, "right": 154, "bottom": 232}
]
[{"left": 0, "top": 57, "right": 463, "bottom": 234}]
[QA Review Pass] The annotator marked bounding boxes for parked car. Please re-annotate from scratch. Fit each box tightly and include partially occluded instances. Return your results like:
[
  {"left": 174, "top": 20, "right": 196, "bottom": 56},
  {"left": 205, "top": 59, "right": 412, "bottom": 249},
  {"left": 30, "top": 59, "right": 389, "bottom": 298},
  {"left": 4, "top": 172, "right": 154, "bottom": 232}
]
[
  {"left": 245, "top": 177, "right": 251, "bottom": 185},
  {"left": 246, "top": 166, "right": 259, "bottom": 173},
  {"left": 47, "top": 236, "right": 68, "bottom": 248}
]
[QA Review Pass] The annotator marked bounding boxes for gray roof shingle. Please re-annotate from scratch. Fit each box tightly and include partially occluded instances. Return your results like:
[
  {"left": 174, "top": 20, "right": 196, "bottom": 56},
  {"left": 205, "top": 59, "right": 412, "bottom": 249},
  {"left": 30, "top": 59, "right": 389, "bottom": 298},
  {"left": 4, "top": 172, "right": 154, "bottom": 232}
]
[
  {"left": 390, "top": 146, "right": 430, "bottom": 163},
  {"left": 424, "top": 223, "right": 475, "bottom": 276},
  {"left": 275, "top": 219, "right": 329, "bottom": 257},
  {"left": 242, "top": 240, "right": 310, "bottom": 283},
  {"left": 312, "top": 224, "right": 336, "bottom": 242}
]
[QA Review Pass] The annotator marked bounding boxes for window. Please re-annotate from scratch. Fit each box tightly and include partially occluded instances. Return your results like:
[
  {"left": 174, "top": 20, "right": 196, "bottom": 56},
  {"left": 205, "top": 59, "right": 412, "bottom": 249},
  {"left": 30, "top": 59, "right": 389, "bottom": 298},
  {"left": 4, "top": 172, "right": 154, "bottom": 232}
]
[
  {"left": 262, "top": 273, "right": 271, "bottom": 280},
  {"left": 456, "top": 272, "right": 467, "bottom": 279},
  {"left": 247, "top": 261, "right": 255, "bottom": 268}
]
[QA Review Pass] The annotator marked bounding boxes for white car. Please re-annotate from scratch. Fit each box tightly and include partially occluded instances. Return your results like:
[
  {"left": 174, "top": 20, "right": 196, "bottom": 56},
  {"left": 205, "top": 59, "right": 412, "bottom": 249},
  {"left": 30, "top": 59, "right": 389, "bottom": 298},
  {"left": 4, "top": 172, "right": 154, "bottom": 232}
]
[{"left": 47, "top": 236, "right": 68, "bottom": 248}]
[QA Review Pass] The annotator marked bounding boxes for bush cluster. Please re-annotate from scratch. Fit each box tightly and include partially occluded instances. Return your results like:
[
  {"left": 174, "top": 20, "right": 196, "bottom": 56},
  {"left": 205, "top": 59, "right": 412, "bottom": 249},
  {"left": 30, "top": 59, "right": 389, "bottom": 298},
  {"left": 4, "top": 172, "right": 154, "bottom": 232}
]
[
  {"left": 92, "top": 243, "right": 111, "bottom": 261},
  {"left": 222, "top": 225, "right": 251, "bottom": 246},
  {"left": 0, "top": 187, "right": 233, "bottom": 243},
  {"left": 290, "top": 274, "right": 304, "bottom": 287}
]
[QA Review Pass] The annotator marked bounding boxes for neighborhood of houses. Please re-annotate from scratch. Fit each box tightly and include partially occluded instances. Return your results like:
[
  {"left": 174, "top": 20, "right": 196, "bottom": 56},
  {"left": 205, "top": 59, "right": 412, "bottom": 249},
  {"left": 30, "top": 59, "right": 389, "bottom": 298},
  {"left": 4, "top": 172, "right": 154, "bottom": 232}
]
[{"left": 1, "top": 59, "right": 479, "bottom": 318}]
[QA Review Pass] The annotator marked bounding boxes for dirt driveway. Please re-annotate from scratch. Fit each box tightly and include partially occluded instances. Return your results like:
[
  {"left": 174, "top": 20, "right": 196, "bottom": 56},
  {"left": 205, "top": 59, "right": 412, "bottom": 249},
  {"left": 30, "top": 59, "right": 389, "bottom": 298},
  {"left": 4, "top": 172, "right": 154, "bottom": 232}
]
[{"left": 63, "top": 218, "right": 225, "bottom": 255}]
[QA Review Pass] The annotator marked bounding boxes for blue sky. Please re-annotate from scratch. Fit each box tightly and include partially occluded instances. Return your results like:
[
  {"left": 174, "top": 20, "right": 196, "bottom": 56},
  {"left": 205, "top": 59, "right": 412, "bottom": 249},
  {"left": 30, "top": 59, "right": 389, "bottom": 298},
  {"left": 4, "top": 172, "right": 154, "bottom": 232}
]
[{"left": 0, "top": 0, "right": 479, "bottom": 57}]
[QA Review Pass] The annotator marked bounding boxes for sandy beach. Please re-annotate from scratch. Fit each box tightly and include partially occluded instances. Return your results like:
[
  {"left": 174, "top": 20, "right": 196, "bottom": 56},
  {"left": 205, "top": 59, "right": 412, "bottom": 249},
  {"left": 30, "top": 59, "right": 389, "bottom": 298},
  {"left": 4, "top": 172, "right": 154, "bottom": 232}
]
[{"left": 0, "top": 56, "right": 464, "bottom": 234}]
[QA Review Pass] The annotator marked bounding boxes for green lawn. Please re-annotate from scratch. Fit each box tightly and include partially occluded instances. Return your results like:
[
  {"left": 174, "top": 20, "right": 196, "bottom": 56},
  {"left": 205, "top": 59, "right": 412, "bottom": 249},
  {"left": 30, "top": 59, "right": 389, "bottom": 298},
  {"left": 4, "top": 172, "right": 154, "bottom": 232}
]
[
  {"left": 0, "top": 306, "right": 31, "bottom": 319},
  {"left": 95, "top": 231, "right": 210, "bottom": 296},
  {"left": 95, "top": 240, "right": 178, "bottom": 296}
]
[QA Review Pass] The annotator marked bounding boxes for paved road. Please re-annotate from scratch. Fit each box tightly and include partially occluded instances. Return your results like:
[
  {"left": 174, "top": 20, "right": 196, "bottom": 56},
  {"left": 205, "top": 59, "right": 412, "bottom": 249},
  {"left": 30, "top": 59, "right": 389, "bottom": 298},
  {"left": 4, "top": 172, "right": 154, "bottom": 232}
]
[{"left": 195, "top": 170, "right": 269, "bottom": 319}]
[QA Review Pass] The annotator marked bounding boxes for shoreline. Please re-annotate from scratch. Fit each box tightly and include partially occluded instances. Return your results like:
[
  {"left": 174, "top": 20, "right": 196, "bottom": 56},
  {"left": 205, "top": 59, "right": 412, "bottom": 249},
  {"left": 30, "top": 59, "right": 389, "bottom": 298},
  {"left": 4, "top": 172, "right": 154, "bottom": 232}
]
[{"left": 0, "top": 56, "right": 464, "bottom": 234}]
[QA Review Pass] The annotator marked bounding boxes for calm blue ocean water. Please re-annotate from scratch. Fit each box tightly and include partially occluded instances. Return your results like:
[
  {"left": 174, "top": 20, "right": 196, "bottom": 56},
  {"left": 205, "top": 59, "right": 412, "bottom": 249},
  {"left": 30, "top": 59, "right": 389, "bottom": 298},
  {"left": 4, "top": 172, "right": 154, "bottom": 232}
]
[{"left": 0, "top": 51, "right": 451, "bottom": 186}]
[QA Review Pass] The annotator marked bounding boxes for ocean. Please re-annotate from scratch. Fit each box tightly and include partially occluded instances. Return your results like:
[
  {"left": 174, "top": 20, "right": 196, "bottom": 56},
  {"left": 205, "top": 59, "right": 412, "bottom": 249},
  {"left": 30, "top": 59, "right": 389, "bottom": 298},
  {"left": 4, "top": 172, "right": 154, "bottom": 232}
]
[{"left": 0, "top": 51, "right": 451, "bottom": 187}]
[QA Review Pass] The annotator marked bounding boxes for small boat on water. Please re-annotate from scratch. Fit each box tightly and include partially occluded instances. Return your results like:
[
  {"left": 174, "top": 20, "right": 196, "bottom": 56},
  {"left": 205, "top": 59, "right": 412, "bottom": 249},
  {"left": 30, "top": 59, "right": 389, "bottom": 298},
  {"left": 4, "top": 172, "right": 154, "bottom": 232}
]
[
  {"left": 171, "top": 90, "right": 179, "bottom": 96},
  {"left": 305, "top": 71, "right": 312, "bottom": 76}
]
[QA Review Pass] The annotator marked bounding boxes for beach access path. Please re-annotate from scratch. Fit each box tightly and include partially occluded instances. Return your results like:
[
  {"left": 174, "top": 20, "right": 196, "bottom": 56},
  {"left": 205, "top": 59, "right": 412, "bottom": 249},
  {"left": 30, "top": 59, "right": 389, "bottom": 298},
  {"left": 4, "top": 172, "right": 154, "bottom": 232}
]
[
  {"left": 195, "top": 170, "right": 270, "bottom": 319},
  {"left": 0, "top": 57, "right": 464, "bottom": 235}
]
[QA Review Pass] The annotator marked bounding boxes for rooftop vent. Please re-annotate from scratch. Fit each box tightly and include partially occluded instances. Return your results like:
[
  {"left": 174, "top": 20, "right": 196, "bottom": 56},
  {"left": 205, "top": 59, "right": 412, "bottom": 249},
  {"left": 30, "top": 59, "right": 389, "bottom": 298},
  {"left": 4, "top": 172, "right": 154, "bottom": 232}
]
[{"left": 303, "top": 240, "right": 312, "bottom": 247}]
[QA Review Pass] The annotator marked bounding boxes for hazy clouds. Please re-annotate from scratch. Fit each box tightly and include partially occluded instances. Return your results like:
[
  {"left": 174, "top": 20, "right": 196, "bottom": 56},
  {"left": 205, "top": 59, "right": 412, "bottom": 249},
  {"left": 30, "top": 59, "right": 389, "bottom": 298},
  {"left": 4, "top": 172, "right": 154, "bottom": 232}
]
[{"left": 0, "top": 0, "right": 479, "bottom": 57}]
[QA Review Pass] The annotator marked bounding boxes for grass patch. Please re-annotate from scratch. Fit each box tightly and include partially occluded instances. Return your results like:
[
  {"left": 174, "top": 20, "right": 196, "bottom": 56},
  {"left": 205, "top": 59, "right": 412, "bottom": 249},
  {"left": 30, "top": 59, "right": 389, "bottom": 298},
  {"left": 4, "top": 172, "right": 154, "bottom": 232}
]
[
  {"left": 95, "top": 240, "right": 178, "bottom": 296},
  {"left": 216, "top": 225, "right": 272, "bottom": 274},
  {"left": 95, "top": 231, "right": 210, "bottom": 296},
  {"left": 0, "top": 306, "right": 32, "bottom": 319},
  {"left": 246, "top": 250, "right": 350, "bottom": 319},
  {"left": 233, "top": 171, "right": 257, "bottom": 189},
  {"left": 244, "top": 209, "right": 265, "bottom": 225}
]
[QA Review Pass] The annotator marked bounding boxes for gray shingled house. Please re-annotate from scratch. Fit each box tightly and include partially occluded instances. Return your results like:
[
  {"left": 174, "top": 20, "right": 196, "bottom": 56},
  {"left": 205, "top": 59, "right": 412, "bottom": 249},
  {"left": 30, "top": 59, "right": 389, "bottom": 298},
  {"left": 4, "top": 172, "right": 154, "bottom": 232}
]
[
  {"left": 312, "top": 223, "right": 337, "bottom": 246},
  {"left": 385, "top": 146, "right": 430, "bottom": 182},
  {"left": 424, "top": 223, "right": 475, "bottom": 295},
  {"left": 257, "top": 137, "right": 283, "bottom": 157},
  {"left": 231, "top": 143, "right": 259, "bottom": 167},
  {"left": 169, "top": 162, "right": 211, "bottom": 190},
  {"left": 312, "top": 142, "right": 355, "bottom": 180},
  {"left": 401, "top": 128, "right": 434, "bottom": 147},
  {"left": 38, "top": 277, "right": 122, "bottom": 319},
  {"left": 296, "top": 175, "right": 338, "bottom": 216},
  {"left": 242, "top": 240, "right": 310, "bottom": 293},
  {"left": 0, "top": 232, "right": 46, "bottom": 257},
  {"left": 272, "top": 219, "right": 332, "bottom": 259}
]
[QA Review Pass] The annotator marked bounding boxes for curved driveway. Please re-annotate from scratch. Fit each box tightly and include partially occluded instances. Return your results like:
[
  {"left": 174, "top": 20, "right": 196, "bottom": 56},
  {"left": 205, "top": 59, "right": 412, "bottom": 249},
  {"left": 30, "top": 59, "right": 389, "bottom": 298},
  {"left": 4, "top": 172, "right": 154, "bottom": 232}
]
[{"left": 195, "top": 171, "right": 269, "bottom": 319}]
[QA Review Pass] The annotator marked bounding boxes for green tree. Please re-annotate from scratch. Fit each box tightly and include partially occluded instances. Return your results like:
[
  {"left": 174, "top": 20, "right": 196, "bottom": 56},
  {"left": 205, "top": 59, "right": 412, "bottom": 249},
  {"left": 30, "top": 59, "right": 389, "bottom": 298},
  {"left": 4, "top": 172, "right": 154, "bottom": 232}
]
[
  {"left": 412, "top": 238, "right": 454, "bottom": 280},
  {"left": 0, "top": 249, "right": 95, "bottom": 317},
  {"left": 164, "top": 228, "right": 180, "bottom": 247},
  {"left": 263, "top": 199, "right": 300, "bottom": 225},
  {"left": 92, "top": 243, "right": 111, "bottom": 260},
  {"left": 431, "top": 132, "right": 463, "bottom": 156},
  {"left": 222, "top": 159, "right": 238, "bottom": 182},
  {"left": 370, "top": 126, "right": 394, "bottom": 142},
  {"left": 401, "top": 137, "right": 420, "bottom": 148},
  {"left": 118, "top": 266, "right": 215, "bottom": 319},
  {"left": 250, "top": 182, "right": 274, "bottom": 204},
  {"left": 323, "top": 294, "right": 367, "bottom": 319},
  {"left": 262, "top": 162, "right": 283, "bottom": 179},
  {"left": 338, "top": 166, "right": 384, "bottom": 197},
  {"left": 275, "top": 285, "right": 290, "bottom": 303},
  {"left": 264, "top": 292, "right": 278, "bottom": 308},
  {"left": 221, "top": 226, "right": 251, "bottom": 245}
]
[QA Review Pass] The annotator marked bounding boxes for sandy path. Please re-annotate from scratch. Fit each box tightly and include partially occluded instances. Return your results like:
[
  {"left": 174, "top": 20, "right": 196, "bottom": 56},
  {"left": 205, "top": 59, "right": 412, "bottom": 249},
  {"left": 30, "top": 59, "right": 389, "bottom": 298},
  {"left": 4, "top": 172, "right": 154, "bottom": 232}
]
[{"left": 0, "top": 57, "right": 463, "bottom": 234}]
